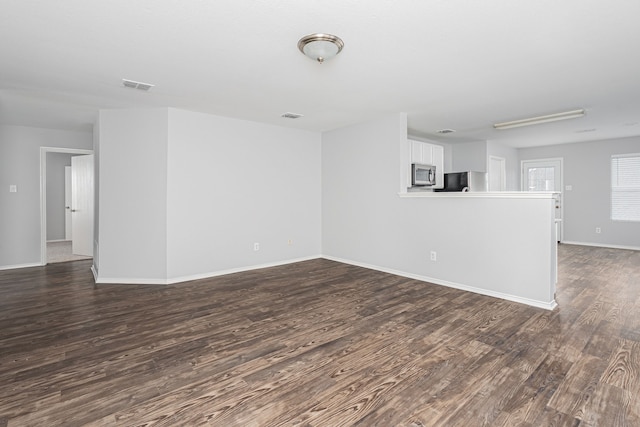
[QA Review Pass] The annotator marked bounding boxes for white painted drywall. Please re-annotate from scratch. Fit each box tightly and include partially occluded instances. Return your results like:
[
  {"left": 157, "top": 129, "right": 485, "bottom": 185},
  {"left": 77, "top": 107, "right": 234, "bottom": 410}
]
[
  {"left": 95, "top": 108, "right": 169, "bottom": 281},
  {"left": 442, "top": 142, "right": 454, "bottom": 173},
  {"left": 519, "top": 135, "right": 640, "bottom": 249},
  {"left": 322, "top": 113, "right": 556, "bottom": 307},
  {"left": 451, "top": 141, "right": 487, "bottom": 172},
  {"left": 0, "top": 125, "right": 92, "bottom": 269},
  {"left": 165, "top": 108, "right": 321, "bottom": 280},
  {"left": 94, "top": 107, "right": 321, "bottom": 283}
]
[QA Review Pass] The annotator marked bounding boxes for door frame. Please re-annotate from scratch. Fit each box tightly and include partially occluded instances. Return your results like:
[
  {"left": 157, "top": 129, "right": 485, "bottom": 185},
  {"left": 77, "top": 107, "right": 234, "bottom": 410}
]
[
  {"left": 65, "top": 166, "right": 72, "bottom": 241},
  {"left": 40, "top": 147, "right": 93, "bottom": 265},
  {"left": 520, "top": 157, "right": 564, "bottom": 242},
  {"left": 488, "top": 155, "right": 506, "bottom": 191}
]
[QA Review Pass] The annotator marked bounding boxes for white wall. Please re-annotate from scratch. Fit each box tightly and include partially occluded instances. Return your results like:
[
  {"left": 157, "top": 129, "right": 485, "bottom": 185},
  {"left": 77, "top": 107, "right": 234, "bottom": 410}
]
[
  {"left": 95, "top": 108, "right": 321, "bottom": 283},
  {"left": 451, "top": 141, "right": 487, "bottom": 172},
  {"left": 322, "top": 113, "right": 556, "bottom": 308},
  {"left": 442, "top": 142, "right": 454, "bottom": 172},
  {"left": 519, "top": 135, "right": 640, "bottom": 249},
  {"left": 96, "top": 109, "right": 169, "bottom": 281},
  {"left": 165, "top": 108, "right": 321, "bottom": 280},
  {"left": 0, "top": 125, "right": 92, "bottom": 269}
]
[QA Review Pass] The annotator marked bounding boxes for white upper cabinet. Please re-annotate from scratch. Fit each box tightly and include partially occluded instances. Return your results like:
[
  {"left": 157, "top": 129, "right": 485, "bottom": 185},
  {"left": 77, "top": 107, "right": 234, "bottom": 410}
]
[
  {"left": 410, "top": 140, "right": 428, "bottom": 164},
  {"left": 431, "top": 144, "right": 444, "bottom": 169},
  {"left": 408, "top": 139, "right": 444, "bottom": 189}
]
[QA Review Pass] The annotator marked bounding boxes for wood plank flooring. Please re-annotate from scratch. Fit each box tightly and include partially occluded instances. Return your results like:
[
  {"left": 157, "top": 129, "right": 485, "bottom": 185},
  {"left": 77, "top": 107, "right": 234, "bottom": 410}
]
[{"left": 1, "top": 244, "right": 639, "bottom": 426}]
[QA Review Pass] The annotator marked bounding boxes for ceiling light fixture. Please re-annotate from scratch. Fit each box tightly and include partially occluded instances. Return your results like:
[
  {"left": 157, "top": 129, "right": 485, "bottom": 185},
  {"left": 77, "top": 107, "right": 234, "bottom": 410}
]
[
  {"left": 298, "top": 33, "right": 344, "bottom": 63},
  {"left": 493, "top": 109, "right": 585, "bottom": 130},
  {"left": 281, "top": 112, "right": 304, "bottom": 119}
]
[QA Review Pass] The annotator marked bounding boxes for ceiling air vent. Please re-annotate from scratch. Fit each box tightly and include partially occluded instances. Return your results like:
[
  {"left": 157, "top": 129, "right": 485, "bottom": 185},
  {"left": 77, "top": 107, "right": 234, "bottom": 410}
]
[
  {"left": 436, "top": 129, "right": 456, "bottom": 134},
  {"left": 122, "top": 79, "right": 154, "bottom": 91},
  {"left": 281, "top": 112, "right": 304, "bottom": 119}
]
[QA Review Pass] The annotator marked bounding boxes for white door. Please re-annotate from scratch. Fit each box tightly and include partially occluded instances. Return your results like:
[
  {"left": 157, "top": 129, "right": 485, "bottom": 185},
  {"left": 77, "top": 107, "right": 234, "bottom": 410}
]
[
  {"left": 71, "top": 155, "right": 94, "bottom": 256},
  {"left": 522, "top": 158, "right": 563, "bottom": 242},
  {"left": 64, "top": 166, "right": 72, "bottom": 240},
  {"left": 489, "top": 156, "right": 506, "bottom": 191}
]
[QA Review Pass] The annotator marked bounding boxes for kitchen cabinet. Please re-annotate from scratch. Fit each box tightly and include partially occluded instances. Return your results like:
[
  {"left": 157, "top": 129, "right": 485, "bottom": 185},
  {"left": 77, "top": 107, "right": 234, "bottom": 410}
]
[
  {"left": 408, "top": 139, "right": 444, "bottom": 189},
  {"left": 410, "top": 140, "right": 428, "bottom": 164}
]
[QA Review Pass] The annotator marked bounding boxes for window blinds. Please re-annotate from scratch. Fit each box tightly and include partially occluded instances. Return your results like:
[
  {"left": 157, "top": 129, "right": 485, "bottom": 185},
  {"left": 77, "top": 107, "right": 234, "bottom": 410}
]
[{"left": 611, "top": 154, "right": 640, "bottom": 221}]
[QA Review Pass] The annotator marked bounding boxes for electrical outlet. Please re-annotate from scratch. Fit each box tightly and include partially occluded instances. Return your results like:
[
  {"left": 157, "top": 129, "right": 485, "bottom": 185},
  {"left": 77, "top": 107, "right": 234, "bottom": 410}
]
[
  {"left": 9, "top": 185, "right": 17, "bottom": 193},
  {"left": 430, "top": 251, "right": 437, "bottom": 261},
  {"left": 595, "top": 227, "right": 601, "bottom": 234},
  {"left": 254, "top": 242, "right": 260, "bottom": 251}
]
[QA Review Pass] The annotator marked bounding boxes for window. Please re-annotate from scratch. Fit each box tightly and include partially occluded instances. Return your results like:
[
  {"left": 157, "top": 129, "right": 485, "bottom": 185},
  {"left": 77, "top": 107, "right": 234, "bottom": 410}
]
[
  {"left": 611, "top": 154, "right": 640, "bottom": 221},
  {"left": 527, "top": 166, "right": 555, "bottom": 191}
]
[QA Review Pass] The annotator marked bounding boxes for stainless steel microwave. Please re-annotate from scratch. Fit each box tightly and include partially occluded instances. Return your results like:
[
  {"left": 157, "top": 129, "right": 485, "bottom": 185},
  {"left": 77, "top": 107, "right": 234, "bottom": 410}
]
[{"left": 411, "top": 163, "right": 436, "bottom": 186}]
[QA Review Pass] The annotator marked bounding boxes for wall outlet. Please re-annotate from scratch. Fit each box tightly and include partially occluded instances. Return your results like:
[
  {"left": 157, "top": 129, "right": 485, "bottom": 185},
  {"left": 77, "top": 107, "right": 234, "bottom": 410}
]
[
  {"left": 254, "top": 242, "right": 260, "bottom": 251},
  {"left": 595, "top": 227, "right": 601, "bottom": 234},
  {"left": 430, "top": 251, "right": 437, "bottom": 261},
  {"left": 9, "top": 185, "right": 17, "bottom": 193}
]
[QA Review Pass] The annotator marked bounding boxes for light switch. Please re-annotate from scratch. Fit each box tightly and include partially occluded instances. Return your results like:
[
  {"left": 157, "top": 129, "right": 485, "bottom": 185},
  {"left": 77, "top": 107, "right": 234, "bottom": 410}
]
[
  {"left": 565, "top": 185, "right": 572, "bottom": 191},
  {"left": 9, "top": 185, "right": 17, "bottom": 193}
]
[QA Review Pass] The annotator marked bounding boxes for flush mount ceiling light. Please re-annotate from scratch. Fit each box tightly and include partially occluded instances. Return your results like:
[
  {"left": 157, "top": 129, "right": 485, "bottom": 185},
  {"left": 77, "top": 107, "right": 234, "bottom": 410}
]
[
  {"left": 281, "top": 112, "right": 304, "bottom": 119},
  {"left": 298, "top": 33, "right": 344, "bottom": 63},
  {"left": 493, "top": 109, "right": 585, "bottom": 130}
]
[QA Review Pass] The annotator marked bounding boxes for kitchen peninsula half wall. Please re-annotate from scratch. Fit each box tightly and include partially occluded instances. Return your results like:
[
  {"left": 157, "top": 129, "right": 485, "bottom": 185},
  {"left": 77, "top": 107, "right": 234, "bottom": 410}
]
[
  {"left": 322, "top": 113, "right": 557, "bottom": 310},
  {"left": 398, "top": 191, "right": 557, "bottom": 309}
]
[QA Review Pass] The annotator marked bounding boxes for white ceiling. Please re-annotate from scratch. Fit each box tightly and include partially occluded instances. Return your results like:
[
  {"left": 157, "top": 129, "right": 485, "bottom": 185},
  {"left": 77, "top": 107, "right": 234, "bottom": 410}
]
[{"left": 2, "top": 0, "right": 640, "bottom": 148}]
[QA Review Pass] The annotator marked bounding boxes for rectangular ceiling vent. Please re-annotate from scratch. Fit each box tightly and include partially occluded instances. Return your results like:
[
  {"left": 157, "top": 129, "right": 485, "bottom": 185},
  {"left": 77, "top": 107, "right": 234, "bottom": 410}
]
[
  {"left": 281, "top": 112, "right": 304, "bottom": 119},
  {"left": 122, "top": 79, "right": 154, "bottom": 91}
]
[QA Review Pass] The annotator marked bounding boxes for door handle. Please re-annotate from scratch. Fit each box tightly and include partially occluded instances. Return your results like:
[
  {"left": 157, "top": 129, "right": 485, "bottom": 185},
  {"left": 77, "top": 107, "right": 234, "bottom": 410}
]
[{"left": 71, "top": 209, "right": 77, "bottom": 212}]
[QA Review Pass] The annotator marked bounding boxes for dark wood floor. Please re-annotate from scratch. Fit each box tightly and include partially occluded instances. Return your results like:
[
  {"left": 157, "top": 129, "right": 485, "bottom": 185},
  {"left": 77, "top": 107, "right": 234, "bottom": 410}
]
[{"left": 1, "top": 245, "right": 639, "bottom": 426}]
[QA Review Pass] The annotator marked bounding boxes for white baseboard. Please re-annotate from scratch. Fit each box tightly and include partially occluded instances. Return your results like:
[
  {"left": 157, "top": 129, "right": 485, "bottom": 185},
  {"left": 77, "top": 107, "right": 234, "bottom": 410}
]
[
  {"left": 11, "top": 254, "right": 557, "bottom": 311},
  {"left": 166, "top": 255, "right": 322, "bottom": 284},
  {"left": 0, "top": 262, "right": 42, "bottom": 271},
  {"left": 321, "top": 255, "right": 558, "bottom": 311},
  {"left": 562, "top": 241, "right": 640, "bottom": 251},
  {"left": 94, "top": 276, "right": 168, "bottom": 285},
  {"left": 93, "top": 255, "right": 323, "bottom": 285}
]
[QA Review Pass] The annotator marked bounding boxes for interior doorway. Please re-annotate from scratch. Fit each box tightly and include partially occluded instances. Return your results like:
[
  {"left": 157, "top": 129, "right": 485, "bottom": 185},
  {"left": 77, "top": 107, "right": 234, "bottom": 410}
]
[
  {"left": 40, "top": 147, "right": 94, "bottom": 265},
  {"left": 521, "top": 157, "right": 563, "bottom": 242},
  {"left": 489, "top": 156, "right": 506, "bottom": 191}
]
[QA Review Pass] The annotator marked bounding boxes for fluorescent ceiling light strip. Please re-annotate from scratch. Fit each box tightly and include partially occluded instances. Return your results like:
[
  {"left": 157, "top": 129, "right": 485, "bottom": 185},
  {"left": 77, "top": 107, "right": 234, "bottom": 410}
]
[{"left": 494, "top": 109, "right": 585, "bottom": 130}]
